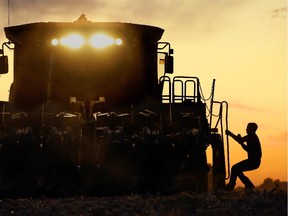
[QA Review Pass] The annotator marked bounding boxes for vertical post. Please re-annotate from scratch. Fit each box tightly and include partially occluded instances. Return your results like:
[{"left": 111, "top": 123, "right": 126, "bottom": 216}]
[
  {"left": 8, "top": 0, "right": 10, "bottom": 26},
  {"left": 209, "top": 79, "right": 216, "bottom": 128},
  {"left": 196, "top": 78, "right": 201, "bottom": 103},
  {"left": 1, "top": 103, "right": 5, "bottom": 127},
  {"left": 210, "top": 133, "right": 226, "bottom": 191},
  {"left": 47, "top": 51, "right": 54, "bottom": 103}
]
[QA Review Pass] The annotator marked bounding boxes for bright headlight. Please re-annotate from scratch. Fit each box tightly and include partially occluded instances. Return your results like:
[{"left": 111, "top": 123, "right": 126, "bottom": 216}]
[
  {"left": 115, "top": 38, "right": 123, "bottom": 45},
  {"left": 51, "top": 39, "right": 59, "bottom": 46},
  {"left": 51, "top": 33, "right": 122, "bottom": 49},
  {"left": 60, "top": 34, "right": 84, "bottom": 49},
  {"left": 90, "top": 33, "right": 115, "bottom": 49}
]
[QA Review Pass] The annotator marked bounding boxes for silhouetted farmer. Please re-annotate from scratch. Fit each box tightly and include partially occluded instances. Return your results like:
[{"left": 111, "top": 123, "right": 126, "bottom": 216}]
[{"left": 225, "top": 122, "right": 262, "bottom": 190}]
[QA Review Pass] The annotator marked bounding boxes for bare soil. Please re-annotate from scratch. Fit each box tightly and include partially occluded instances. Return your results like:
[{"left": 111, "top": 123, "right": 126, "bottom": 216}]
[{"left": 0, "top": 189, "right": 286, "bottom": 216}]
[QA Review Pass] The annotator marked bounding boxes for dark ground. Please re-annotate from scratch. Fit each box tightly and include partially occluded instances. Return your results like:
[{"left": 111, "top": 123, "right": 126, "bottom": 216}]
[{"left": 0, "top": 188, "right": 286, "bottom": 216}]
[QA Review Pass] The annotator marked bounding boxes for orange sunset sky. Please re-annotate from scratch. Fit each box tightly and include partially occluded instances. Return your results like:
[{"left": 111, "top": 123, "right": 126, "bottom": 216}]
[{"left": 0, "top": 0, "right": 287, "bottom": 187}]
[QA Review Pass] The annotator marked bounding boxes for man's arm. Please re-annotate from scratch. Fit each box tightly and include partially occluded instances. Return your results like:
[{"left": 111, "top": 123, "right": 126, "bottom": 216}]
[
  {"left": 225, "top": 130, "right": 248, "bottom": 151},
  {"left": 225, "top": 130, "right": 242, "bottom": 143}
]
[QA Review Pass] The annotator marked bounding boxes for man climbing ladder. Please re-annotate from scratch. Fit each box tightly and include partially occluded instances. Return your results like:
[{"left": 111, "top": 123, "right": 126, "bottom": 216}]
[{"left": 225, "top": 122, "right": 262, "bottom": 190}]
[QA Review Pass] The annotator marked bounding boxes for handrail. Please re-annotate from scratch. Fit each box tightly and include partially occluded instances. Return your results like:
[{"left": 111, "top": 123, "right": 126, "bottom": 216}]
[
  {"left": 159, "top": 75, "right": 171, "bottom": 103},
  {"left": 211, "top": 100, "right": 230, "bottom": 180},
  {"left": 184, "top": 80, "right": 196, "bottom": 102},
  {"left": 172, "top": 79, "right": 184, "bottom": 103},
  {"left": 159, "top": 76, "right": 202, "bottom": 104},
  {"left": 172, "top": 76, "right": 200, "bottom": 103}
]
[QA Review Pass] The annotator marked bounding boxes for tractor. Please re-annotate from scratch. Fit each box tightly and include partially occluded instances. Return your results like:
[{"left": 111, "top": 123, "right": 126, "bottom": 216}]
[{"left": 0, "top": 18, "right": 229, "bottom": 197}]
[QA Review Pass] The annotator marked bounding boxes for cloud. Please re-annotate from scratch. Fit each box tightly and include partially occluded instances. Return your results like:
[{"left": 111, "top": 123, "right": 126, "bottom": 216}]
[
  {"left": 119, "top": 0, "right": 248, "bottom": 25},
  {"left": 98, "top": 0, "right": 251, "bottom": 41},
  {"left": 229, "top": 102, "right": 268, "bottom": 113},
  {"left": 3, "top": 0, "right": 250, "bottom": 34},
  {"left": 265, "top": 132, "right": 288, "bottom": 145},
  {"left": 271, "top": 7, "right": 287, "bottom": 18},
  {"left": 7, "top": 0, "right": 106, "bottom": 24}
]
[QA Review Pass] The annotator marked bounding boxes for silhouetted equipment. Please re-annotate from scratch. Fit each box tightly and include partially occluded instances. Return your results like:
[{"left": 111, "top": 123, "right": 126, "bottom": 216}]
[
  {"left": 0, "top": 56, "right": 8, "bottom": 74},
  {"left": 0, "top": 20, "right": 229, "bottom": 197}
]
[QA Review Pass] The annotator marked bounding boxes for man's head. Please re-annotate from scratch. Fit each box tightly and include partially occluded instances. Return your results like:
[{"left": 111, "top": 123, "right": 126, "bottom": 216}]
[{"left": 246, "top": 122, "right": 258, "bottom": 134}]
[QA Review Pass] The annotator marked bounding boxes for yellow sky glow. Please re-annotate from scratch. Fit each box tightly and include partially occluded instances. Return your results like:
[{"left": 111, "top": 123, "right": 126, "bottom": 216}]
[{"left": 0, "top": 0, "right": 287, "bottom": 187}]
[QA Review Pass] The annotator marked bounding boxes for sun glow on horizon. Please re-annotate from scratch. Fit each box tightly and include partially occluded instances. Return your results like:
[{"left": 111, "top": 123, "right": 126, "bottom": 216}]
[{"left": 0, "top": 0, "right": 286, "bottom": 187}]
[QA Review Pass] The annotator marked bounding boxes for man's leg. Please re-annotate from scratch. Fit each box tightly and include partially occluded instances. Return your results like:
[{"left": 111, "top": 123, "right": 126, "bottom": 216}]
[
  {"left": 225, "top": 162, "right": 241, "bottom": 190},
  {"left": 237, "top": 160, "right": 260, "bottom": 189},
  {"left": 238, "top": 173, "right": 254, "bottom": 189}
]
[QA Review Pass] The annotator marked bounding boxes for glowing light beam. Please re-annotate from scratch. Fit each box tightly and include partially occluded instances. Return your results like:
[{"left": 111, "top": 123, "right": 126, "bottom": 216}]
[
  {"left": 90, "top": 33, "right": 115, "bottom": 49},
  {"left": 60, "top": 34, "right": 84, "bottom": 49},
  {"left": 51, "top": 39, "right": 59, "bottom": 46},
  {"left": 115, "top": 38, "right": 123, "bottom": 45}
]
